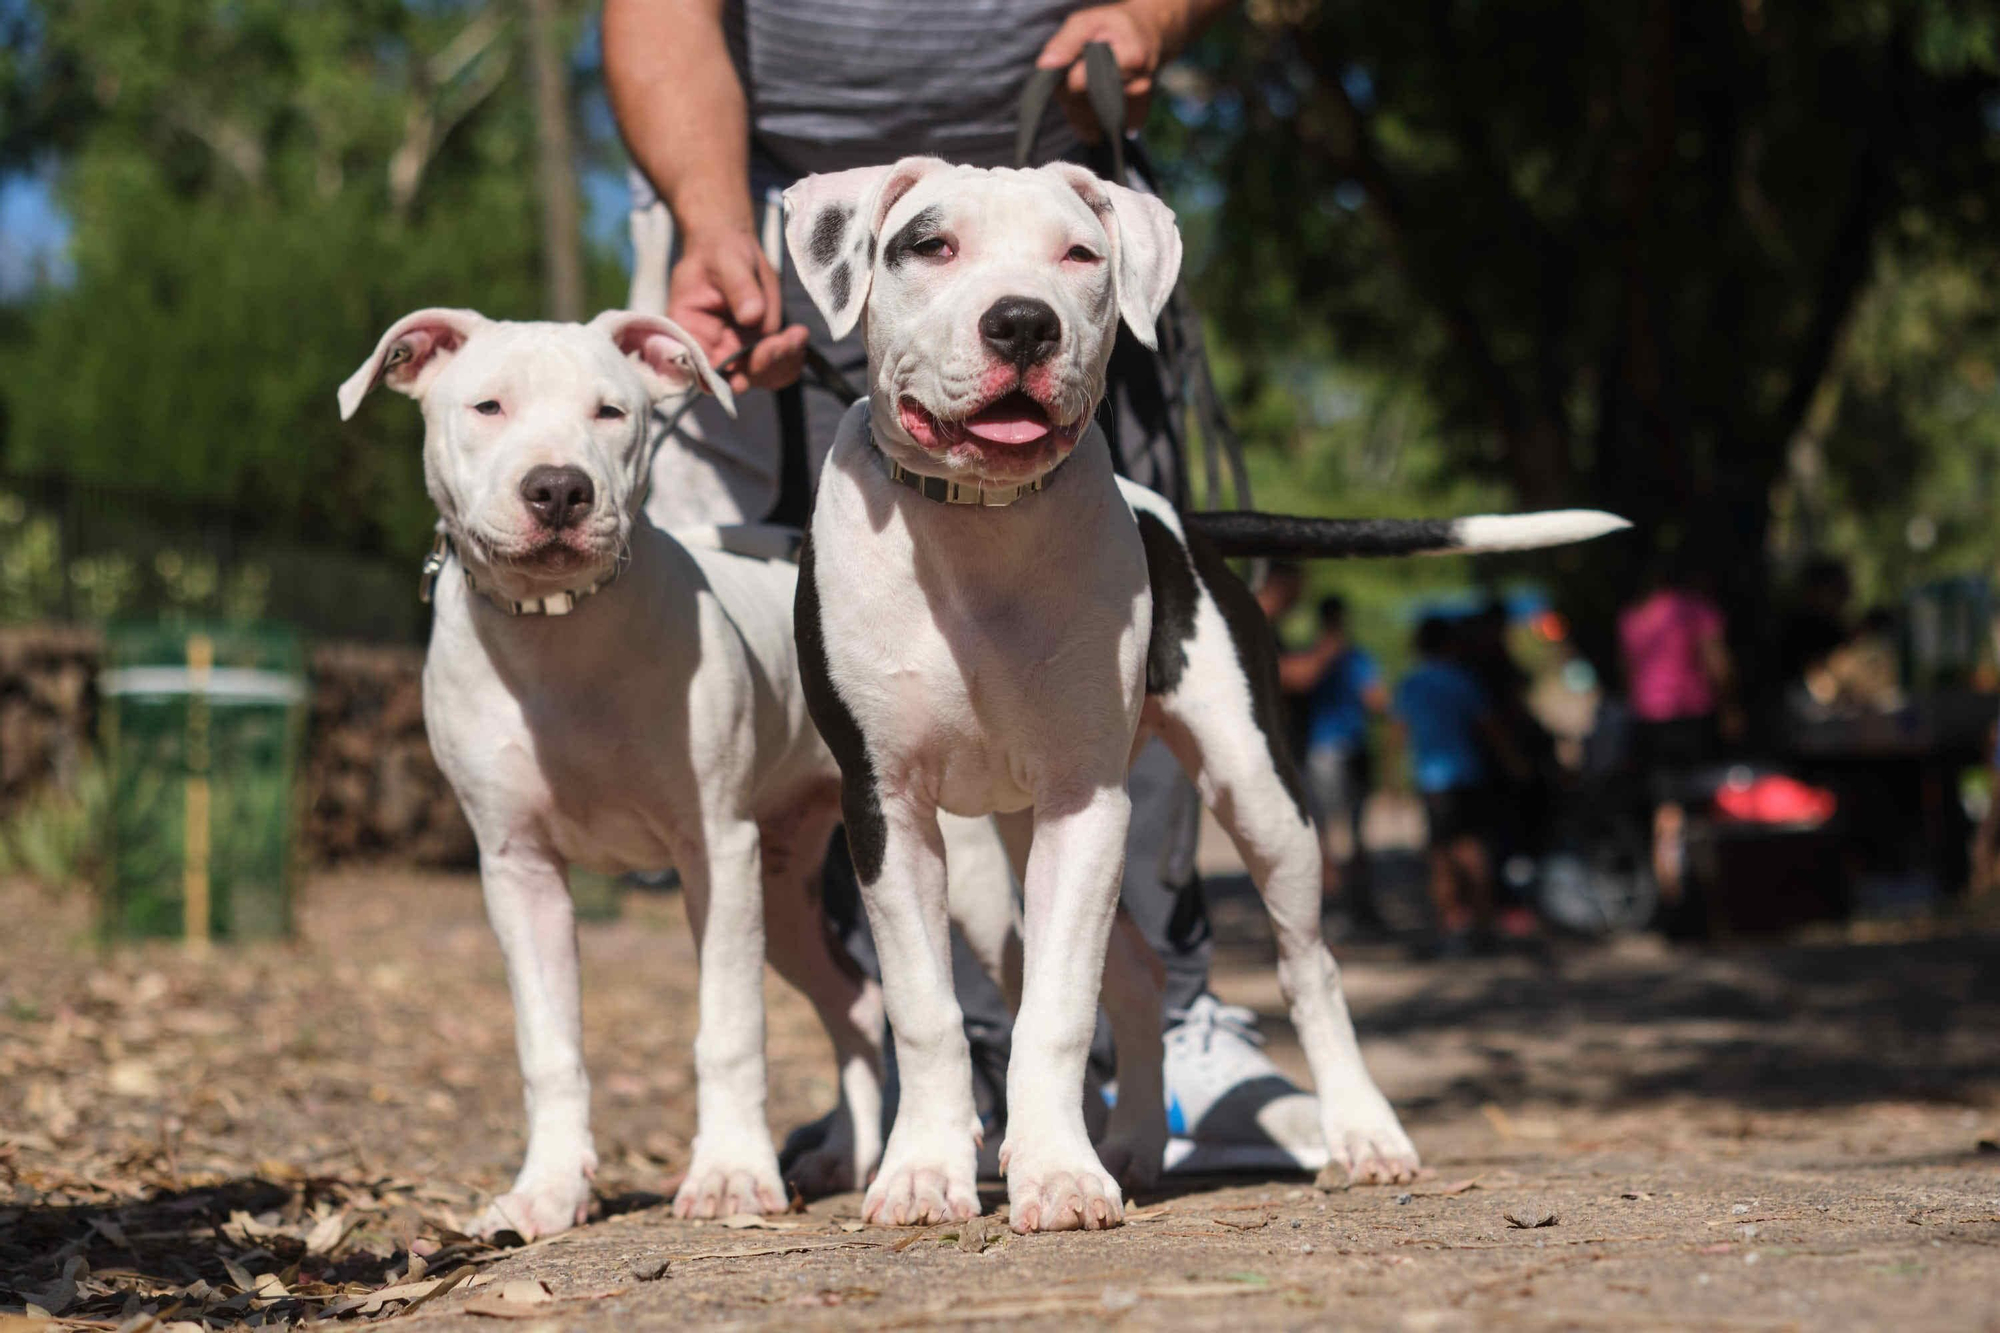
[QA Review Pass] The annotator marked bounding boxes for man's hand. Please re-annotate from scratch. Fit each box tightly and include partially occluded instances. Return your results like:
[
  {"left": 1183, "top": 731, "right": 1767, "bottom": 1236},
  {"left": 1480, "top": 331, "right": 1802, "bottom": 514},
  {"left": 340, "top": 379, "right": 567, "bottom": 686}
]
[
  {"left": 1036, "top": 1, "right": 1231, "bottom": 140},
  {"left": 666, "top": 227, "right": 808, "bottom": 393}
]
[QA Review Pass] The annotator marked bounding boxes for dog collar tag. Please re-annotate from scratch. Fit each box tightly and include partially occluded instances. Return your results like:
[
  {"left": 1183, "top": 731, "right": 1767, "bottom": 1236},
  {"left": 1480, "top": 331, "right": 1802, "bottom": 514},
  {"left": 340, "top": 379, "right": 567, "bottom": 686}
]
[{"left": 418, "top": 532, "right": 449, "bottom": 605}]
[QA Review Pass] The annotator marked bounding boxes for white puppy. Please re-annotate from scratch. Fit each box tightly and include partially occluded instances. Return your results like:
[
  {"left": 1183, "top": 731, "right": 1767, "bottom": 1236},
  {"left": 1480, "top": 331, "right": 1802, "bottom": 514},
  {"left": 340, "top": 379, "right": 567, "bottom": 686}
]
[
  {"left": 338, "top": 310, "right": 899, "bottom": 1237},
  {"left": 783, "top": 158, "right": 1628, "bottom": 1234}
]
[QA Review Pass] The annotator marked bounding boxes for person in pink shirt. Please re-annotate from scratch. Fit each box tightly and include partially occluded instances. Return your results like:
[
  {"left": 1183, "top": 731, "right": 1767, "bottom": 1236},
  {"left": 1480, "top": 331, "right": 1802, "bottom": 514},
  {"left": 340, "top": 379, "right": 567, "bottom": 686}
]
[{"left": 1617, "top": 562, "right": 1737, "bottom": 896}]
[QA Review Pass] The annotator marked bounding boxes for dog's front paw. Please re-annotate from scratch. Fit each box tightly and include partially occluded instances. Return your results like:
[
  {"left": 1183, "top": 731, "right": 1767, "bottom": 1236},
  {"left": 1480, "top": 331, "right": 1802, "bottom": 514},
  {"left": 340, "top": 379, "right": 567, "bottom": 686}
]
[
  {"left": 674, "top": 1139, "right": 787, "bottom": 1219},
  {"left": 861, "top": 1125, "right": 978, "bottom": 1227},
  {"left": 473, "top": 1168, "right": 594, "bottom": 1241},
  {"left": 1003, "top": 1138, "right": 1123, "bottom": 1233},
  {"left": 1317, "top": 1086, "right": 1420, "bottom": 1187}
]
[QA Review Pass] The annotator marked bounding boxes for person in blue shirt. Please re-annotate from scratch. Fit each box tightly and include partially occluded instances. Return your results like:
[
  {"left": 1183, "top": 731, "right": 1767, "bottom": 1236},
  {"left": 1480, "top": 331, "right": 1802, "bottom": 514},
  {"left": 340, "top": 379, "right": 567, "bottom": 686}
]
[
  {"left": 1394, "top": 616, "right": 1524, "bottom": 951},
  {"left": 1280, "top": 596, "right": 1388, "bottom": 930}
]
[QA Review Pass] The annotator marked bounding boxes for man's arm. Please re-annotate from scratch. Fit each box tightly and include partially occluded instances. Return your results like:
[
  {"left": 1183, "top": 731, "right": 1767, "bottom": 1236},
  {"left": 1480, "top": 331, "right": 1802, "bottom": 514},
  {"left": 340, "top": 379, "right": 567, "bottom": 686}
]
[
  {"left": 604, "top": 0, "right": 805, "bottom": 390},
  {"left": 1037, "top": 0, "right": 1238, "bottom": 137}
]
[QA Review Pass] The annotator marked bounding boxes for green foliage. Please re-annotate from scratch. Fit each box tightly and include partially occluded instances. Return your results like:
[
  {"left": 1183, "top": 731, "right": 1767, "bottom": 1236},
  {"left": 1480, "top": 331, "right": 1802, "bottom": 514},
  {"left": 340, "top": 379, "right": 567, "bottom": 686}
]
[
  {"left": 1, "top": 488, "right": 274, "bottom": 623},
  {"left": 0, "top": 761, "right": 107, "bottom": 893},
  {"left": 1800, "top": 250, "right": 2000, "bottom": 608},
  {"left": 0, "top": 0, "right": 620, "bottom": 568},
  {"left": 1157, "top": 1, "right": 2000, "bottom": 679}
]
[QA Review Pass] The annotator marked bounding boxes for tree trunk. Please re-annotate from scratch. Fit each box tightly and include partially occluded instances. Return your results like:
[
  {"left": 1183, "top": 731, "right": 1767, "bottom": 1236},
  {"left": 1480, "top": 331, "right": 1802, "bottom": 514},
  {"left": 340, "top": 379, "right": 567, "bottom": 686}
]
[{"left": 526, "top": 0, "right": 583, "bottom": 321}]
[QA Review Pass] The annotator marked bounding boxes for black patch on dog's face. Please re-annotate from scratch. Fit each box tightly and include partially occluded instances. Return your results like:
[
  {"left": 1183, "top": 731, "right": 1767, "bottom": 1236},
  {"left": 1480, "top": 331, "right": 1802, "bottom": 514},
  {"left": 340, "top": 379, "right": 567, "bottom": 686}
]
[
  {"left": 1137, "top": 511, "right": 1195, "bottom": 695},
  {"left": 882, "top": 205, "right": 946, "bottom": 270},
  {"left": 829, "top": 263, "right": 852, "bottom": 313},
  {"left": 795, "top": 532, "right": 887, "bottom": 883},
  {"left": 1145, "top": 514, "right": 1310, "bottom": 824},
  {"left": 810, "top": 205, "right": 851, "bottom": 268}
]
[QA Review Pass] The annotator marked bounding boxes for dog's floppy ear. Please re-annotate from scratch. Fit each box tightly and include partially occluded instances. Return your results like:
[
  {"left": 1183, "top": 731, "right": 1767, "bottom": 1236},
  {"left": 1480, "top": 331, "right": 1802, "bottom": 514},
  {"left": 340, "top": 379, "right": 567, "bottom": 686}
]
[
  {"left": 337, "top": 308, "right": 487, "bottom": 420},
  {"left": 589, "top": 310, "right": 737, "bottom": 417},
  {"left": 783, "top": 156, "right": 950, "bottom": 341},
  {"left": 1045, "top": 164, "right": 1183, "bottom": 351}
]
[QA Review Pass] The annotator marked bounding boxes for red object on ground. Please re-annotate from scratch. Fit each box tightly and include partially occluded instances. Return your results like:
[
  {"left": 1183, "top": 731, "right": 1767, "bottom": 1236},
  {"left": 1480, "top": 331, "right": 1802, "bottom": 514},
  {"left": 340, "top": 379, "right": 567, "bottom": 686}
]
[{"left": 1713, "top": 773, "right": 1837, "bottom": 826}]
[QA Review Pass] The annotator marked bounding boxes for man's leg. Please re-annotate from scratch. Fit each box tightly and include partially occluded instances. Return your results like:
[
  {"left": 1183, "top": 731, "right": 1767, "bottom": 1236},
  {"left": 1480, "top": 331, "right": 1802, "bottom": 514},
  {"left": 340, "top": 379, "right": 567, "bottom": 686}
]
[
  {"left": 1117, "top": 739, "right": 1211, "bottom": 1013},
  {"left": 1099, "top": 329, "right": 1329, "bottom": 1177}
]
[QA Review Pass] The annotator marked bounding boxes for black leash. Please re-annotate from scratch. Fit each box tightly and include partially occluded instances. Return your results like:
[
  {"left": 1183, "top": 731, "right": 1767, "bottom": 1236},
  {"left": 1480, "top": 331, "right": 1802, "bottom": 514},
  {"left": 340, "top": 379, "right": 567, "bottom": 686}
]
[{"left": 1015, "top": 41, "right": 1251, "bottom": 515}]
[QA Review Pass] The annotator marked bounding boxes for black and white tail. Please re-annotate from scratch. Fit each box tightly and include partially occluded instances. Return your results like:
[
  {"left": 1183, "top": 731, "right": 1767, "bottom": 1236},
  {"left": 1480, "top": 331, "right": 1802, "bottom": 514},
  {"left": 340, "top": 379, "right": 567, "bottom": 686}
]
[{"left": 1181, "top": 510, "right": 1630, "bottom": 560}]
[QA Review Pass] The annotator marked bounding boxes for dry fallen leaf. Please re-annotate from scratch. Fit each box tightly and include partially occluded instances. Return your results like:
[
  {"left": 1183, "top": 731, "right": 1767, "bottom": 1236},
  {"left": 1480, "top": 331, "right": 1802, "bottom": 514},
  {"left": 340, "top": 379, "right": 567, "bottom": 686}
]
[
  {"left": 1213, "top": 1214, "right": 1271, "bottom": 1231},
  {"left": 303, "top": 1210, "right": 353, "bottom": 1254},
  {"left": 461, "top": 1279, "right": 553, "bottom": 1318},
  {"left": 394, "top": 1263, "right": 478, "bottom": 1317},
  {"left": 718, "top": 1213, "right": 805, "bottom": 1230},
  {"left": 1503, "top": 1211, "right": 1560, "bottom": 1229}
]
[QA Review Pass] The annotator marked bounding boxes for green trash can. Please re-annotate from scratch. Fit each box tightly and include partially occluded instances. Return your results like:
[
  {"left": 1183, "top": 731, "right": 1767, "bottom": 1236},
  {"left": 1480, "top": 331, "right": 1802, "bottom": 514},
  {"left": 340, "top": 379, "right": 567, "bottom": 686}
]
[{"left": 100, "top": 623, "right": 307, "bottom": 943}]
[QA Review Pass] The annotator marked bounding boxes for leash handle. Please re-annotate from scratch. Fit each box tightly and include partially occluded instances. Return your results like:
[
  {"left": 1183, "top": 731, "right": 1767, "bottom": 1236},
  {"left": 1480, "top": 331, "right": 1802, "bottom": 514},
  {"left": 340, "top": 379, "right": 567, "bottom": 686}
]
[
  {"left": 1082, "top": 42, "right": 1127, "bottom": 182},
  {"left": 1016, "top": 40, "right": 1127, "bottom": 179}
]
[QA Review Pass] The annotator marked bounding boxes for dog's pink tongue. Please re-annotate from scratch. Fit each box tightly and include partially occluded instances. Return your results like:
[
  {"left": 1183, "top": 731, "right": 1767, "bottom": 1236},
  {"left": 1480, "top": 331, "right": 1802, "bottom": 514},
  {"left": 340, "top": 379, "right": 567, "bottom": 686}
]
[{"left": 964, "top": 399, "right": 1052, "bottom": 445}]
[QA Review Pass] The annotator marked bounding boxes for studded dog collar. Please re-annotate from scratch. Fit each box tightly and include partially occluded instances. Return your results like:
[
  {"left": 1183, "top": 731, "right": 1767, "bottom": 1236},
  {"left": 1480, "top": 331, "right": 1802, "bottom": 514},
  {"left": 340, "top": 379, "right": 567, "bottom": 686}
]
[
  {"left": 872, "top": 426, "right": 1066, "bottom": 508},
  {"left": 419, "top": 530, "right": 628, "bottom": 617}
]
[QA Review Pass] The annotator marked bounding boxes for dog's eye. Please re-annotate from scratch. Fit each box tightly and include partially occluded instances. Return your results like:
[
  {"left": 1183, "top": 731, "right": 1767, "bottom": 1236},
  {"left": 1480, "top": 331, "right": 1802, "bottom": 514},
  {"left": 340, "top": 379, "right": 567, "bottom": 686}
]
[
  {"left": 472, "top": 400, "right": 502, "bottom": 416},
  {"left": 910, "top": 236, "right": 954, "bottom": 260},
  {"left": 595, "top": 404, "right": 627, "bottom": 421},
  {"left": 1065, "top": 245, "right": 1100, "bottom": 263}
]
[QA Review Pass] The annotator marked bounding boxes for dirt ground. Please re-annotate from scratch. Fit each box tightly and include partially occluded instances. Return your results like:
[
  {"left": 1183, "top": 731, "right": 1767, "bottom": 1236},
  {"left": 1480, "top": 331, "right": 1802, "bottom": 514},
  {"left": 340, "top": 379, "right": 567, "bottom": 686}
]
[{"left": 3, "top": 867, "right": 1998, "bottom": 1332}]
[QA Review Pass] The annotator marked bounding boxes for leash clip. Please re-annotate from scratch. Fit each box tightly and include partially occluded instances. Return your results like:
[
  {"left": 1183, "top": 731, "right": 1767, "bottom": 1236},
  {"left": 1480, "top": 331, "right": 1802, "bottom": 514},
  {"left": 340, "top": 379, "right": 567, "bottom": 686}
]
[{"left": 418, "top": 531, "right": 449, "bottom": 605}]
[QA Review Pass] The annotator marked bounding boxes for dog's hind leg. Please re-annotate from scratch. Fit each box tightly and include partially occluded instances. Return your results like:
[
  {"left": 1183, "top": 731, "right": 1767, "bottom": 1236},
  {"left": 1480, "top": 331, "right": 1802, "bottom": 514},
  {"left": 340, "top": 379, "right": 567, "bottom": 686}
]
[
  {"left": 1147, "top": 528, "right": 1420, "bottom": 1187},
  {"left": 943, "top": 811, "right": 1024, "bottom": 1008},
  {"left": 674, "top": 820, "right": 790, "bottom": 1218},
  {"left": 763, "top": 799, "right": 886, "bottom": 1200}
]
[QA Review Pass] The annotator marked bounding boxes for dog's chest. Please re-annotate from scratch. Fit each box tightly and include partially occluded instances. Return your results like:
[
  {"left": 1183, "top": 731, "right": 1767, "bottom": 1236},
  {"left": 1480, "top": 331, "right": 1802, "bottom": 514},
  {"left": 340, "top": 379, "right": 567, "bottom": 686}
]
[{"left": 812, "top": 456, "right": 1151, "bottom": 811}]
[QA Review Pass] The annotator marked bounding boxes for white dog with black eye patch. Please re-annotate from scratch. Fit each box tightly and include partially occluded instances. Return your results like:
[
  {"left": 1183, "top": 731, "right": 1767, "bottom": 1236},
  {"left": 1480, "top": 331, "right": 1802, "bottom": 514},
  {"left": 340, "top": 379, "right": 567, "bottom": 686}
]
[
  {"left": 336, "top": 308, "right": 1030, "bottom": 1239},
  {"left": 783, "top": 158, "right": 1628, "bottom": 1235}
]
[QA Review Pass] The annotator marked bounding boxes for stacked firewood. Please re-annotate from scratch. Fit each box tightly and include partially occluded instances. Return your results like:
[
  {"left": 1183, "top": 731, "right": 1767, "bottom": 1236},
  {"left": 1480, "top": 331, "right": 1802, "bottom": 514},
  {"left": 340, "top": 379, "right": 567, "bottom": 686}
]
[
  {"left": 302, "top": 641, "right": 475, "bottom": 867},
  {"left": 0, "top": 625, "right": 474, "bottom": 867},
  {"left": 0, "top": 624, "right": 99, "bottom": 808}
]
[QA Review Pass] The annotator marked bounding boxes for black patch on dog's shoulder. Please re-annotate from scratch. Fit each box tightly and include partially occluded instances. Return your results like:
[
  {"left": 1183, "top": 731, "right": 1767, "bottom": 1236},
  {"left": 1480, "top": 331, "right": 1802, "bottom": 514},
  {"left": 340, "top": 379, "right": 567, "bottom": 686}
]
[
  {"left": 828, "top": 263, "right": 852, "bottom": 312},
  {"left": 795, "top": 533, "right": 887, "bottom": 883},
  {"left": 883, "top": 205, "right": 945, "bottom": 270},
  {"left": 1181, "top": 518, "right": 1311, "bottom": 823},
  {"left": 1137, "top": 510, "right": 1196, "bottom": 695},
  {"left": 809, "top": 205, "right": 850, "bottom": 267}
]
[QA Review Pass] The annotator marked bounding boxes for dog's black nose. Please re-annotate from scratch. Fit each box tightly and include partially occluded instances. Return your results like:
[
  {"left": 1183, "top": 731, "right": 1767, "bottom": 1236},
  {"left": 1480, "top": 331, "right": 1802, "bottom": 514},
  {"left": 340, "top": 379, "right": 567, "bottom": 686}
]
[
  {"left": 520, "top": 465, "right": 595, "bottom": 530},
  {"left": 978, "top": 296, "right": 1061, "bottom": 369}
]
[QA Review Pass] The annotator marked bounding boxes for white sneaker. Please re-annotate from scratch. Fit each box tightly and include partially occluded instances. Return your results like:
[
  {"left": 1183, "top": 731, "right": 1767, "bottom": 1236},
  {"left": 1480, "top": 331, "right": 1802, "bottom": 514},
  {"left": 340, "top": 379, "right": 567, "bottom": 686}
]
[{"left": 1160, "top": 995, "right": 1328, "bottom": 1175}]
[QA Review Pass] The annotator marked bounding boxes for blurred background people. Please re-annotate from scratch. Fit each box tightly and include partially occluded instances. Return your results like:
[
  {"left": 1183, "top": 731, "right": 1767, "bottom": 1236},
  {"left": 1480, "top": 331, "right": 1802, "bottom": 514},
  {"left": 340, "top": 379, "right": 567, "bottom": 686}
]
[
  {"left": 1395, "top": 617, "right": 1524, "bottom": 954},
  {"left": 1618, "top": 559, "right": 1735, "bottom": 896},
  {"left": 1779, "top": 558, "right": 1854, "bottom": 699},
  {"left": 1460, "top": 599, "right": 1556, "bottom": 931},
  {"left": 1279, "top": 594, "right": 1388, "bottom": 932}
]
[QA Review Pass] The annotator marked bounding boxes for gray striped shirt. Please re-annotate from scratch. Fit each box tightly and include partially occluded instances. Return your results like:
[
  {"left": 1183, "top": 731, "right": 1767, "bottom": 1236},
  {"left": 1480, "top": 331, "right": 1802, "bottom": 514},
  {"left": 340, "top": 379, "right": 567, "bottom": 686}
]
[{"left": 726, "top": 0, "right": 1083, "bottom": 178}]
